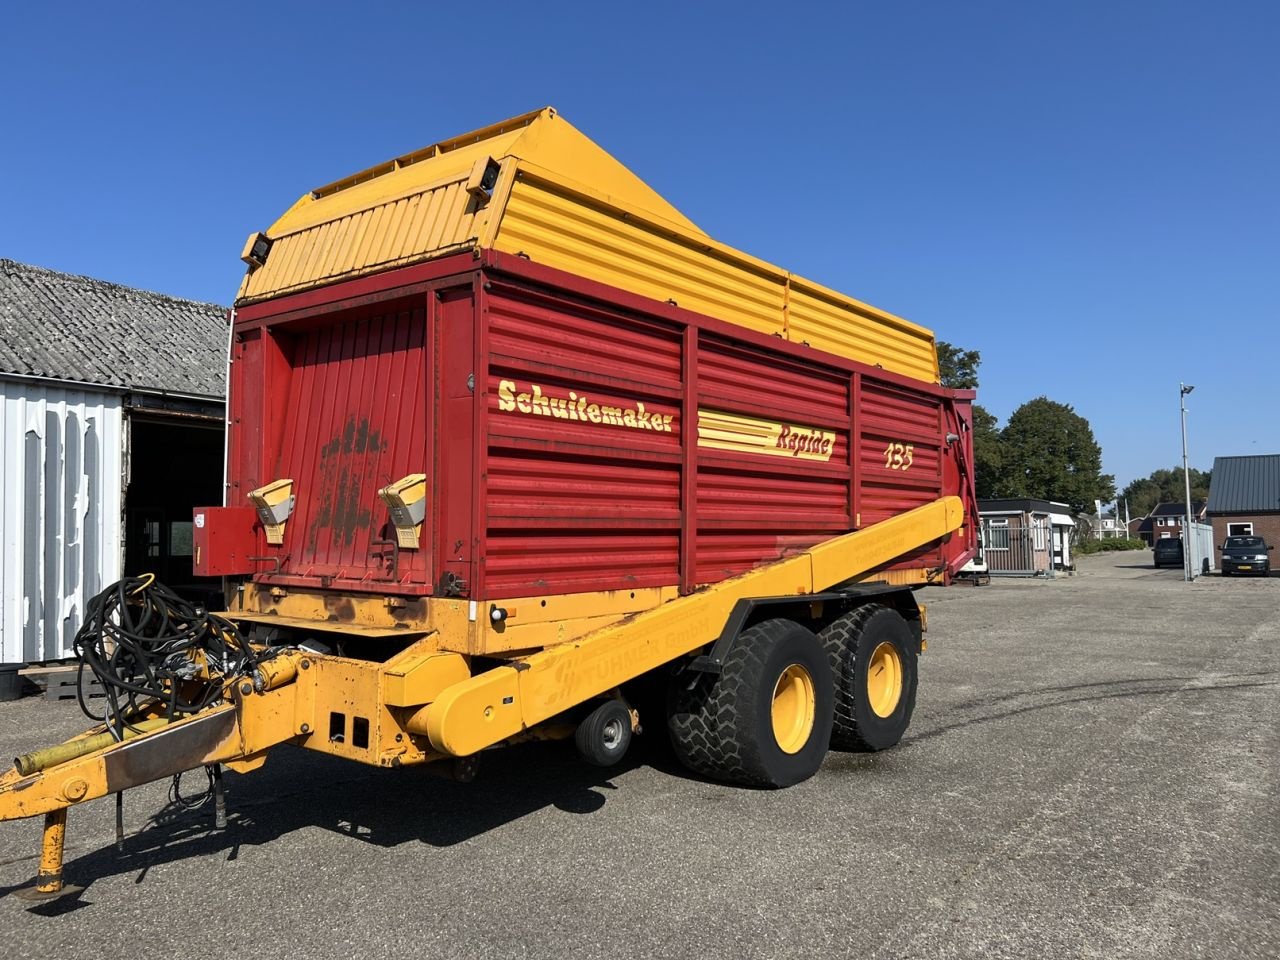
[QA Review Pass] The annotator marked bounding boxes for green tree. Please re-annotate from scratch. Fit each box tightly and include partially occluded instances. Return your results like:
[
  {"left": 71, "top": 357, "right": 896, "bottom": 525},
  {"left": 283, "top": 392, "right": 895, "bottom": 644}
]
[
  {"left": 998, "top": 397, "right": 1115, "bottom": 513},
  {"left": 972, "top": 404, "right": 1002, "bottom": 499},
  {"left": 935, "top": 341, "right": 999, "bottom": 496},
  {"left": 937, "top": 341, "right": 981, "bottom": 389},
  {"left": 1119, "top": 467, "right": 1211, "bottom": 517}
]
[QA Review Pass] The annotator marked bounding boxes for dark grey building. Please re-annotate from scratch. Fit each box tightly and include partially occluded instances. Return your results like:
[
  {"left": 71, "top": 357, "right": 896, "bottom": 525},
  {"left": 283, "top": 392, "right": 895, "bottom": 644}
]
[{"left": 1206, "top": 454, "right": 1280, "bottom": 547}]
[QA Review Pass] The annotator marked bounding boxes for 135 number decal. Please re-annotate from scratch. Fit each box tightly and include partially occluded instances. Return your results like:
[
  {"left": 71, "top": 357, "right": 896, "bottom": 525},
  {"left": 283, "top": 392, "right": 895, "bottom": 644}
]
[{"left": 884, "top": 442, "right": 914, "bottom": 471}]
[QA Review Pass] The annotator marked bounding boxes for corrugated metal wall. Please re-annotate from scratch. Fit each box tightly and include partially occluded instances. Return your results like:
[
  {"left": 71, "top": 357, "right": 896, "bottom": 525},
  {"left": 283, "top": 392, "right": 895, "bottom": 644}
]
[
  {"left": 494, "top": 173, "right": 941, "bottom": 383},
  {"left": 271, "top": 300, "right": 431, "bottom": 588},
  {"left": 497, "top": 177, "right": 787, "bottom": 340},
  {"left": 859, "top": 380, "right": 946, "bottom": 573},
  {"left": 479, "top": 280, "right": 949, "bottom": 597},
  {"left": 694, "top": 336, "right": 851, "bottom": 585},
  {"left": 0, "top": 380, "right": 123, "bottom": 663},
  {"left": 484, "top": 283, "right": 684, "bottom": 596},
  {"left": 237, "top": 172, "right": 495, "bottom": 305}
]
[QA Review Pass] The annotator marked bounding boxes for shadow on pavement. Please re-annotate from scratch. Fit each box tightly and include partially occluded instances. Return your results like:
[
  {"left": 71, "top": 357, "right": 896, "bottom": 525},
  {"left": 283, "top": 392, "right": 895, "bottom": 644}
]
[{"left": 0, "top": 735, "right": 683, "bottom": 906}]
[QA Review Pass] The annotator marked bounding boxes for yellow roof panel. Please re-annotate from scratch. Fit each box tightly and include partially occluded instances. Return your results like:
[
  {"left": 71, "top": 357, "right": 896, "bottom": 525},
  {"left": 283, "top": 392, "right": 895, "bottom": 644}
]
[
  {"left": 235, "top": 109, "right": 939, "bottom": 383},
  {"left": 264, "top": 107, "right": 700, "bottom": 242}
]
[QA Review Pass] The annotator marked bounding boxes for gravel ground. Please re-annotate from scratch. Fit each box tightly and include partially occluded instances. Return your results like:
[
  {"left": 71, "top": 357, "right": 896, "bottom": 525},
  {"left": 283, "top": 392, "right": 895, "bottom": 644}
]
[{"left": 1, "top": 551, "right": 1276, "bottom": 959}]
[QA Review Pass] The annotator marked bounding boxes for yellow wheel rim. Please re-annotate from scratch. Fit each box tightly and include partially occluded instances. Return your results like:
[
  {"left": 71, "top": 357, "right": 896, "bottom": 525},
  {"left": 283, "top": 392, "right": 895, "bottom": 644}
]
[
  {"left": 771, "top": 663, "right": 816, "bottom": 754},
  {"left": 867, "top": 641, "right": 903, "bottom": 718}
]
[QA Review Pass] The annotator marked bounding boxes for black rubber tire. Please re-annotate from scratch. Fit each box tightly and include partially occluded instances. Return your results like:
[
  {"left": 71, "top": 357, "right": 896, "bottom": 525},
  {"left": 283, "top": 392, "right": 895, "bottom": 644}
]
[
  {"left": 575, "top": 699, "right": 633, "bottom": 767},
  {"left": 667, "top": 618, "right": 834, "bottom": 788},
  {"left": 818, "top": 604, "right": 919, "bottom": 752}
]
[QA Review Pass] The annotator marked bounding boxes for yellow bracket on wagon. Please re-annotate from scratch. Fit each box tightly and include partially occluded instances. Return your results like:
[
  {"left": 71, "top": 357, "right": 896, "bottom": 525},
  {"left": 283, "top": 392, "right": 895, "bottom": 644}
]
[
  {"left": 247, "top": 478, "right": 295, "bottom": 546},
  {"left": 378, "top": 473, "right": 427, "bottom": 549}
]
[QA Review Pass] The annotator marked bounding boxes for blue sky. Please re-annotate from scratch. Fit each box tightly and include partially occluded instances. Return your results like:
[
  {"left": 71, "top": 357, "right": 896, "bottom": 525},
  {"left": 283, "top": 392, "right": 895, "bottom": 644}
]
[{"left": 2, "top": 2, "right": 1275, "bottom": 489}]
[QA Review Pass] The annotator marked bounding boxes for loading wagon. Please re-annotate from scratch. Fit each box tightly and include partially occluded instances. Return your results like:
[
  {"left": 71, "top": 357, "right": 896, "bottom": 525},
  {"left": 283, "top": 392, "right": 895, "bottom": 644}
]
[{"left": 2, "top": 109, "right": 977, "bottom": 901}]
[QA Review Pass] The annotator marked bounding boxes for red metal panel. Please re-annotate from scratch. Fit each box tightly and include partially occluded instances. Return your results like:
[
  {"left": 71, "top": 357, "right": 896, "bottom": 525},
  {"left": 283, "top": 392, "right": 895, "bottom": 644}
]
[
  {"left": 234, "top": 252, "right": 478, "bottom": 324},
  {"left": 857, "top": 381, "right": 944, "bottom": 527},
  {"left": 258, "top": 297, "right": 430, "bottom": 589},
  {"left": 435, "top": 288, "right": 477, "bottom": 595},
  {"left": 697, "top": 460, "right": 850, "bottom": 528},
  {"left": 486, "top": 454, "right": 681, "bottom": 526},
  {"left": 482, "top": 249, "right": 958, "bottom": 401},
  {"left": 222, "top": 247, "right": 978, "bottom": 604},
  {"left": 850, "top": 371, "right": 863, "bottom": 527},
  {"left": 464, "top": 253, "right": 974, "bottom": 594},
  {"left": 679, "top": 325, "right": 698, "bottom": 593},
  {"left": 486, "top": 283, "right": 682, "bottom": 396},
  {"left": 860, "top": 380, "right": 946, "bottom": 444},
  {"left": 192, "top": 507, "right": 259, "bottom": 576},
  {"left": 857, "top": 379, "right": 948, "bottom": 574},
  {"left": 480, "top": 281, "right": 683, "bottom": 598},
  {"left": 227, "top": 328, "right": 263, "bottom": 511},
  {"left": 940, "top": 397, "right": 980, "bottom": 576},
  {"left": 695, "top": 533, "right": 831, "bottom": 585},
  {"left": 485, "top": 531, "right": 680, "bottom": 595},
  {"left": 698, "top": 335, "right": 849, "bottom": 428},
  {"left": 691, "top": 335, "right": 851, "bottom": 583}
]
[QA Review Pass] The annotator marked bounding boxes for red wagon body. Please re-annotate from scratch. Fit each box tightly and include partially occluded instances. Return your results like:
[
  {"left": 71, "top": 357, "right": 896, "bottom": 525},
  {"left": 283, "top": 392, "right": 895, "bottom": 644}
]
[{"left": 218, "top": 249, "right": 978, "bottom": 605}]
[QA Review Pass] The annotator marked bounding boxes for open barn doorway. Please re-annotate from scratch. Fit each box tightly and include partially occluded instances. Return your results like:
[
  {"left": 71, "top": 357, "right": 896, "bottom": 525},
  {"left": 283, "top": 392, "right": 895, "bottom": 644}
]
[{"left": 124, "top": 414, "right": 224, "bottom": 607}]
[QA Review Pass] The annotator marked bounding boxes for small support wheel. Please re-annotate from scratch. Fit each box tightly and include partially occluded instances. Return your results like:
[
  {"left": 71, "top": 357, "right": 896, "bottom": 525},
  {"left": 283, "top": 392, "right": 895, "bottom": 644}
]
[{"left": 575, "top": 699, "right": 633, "bottom": 767}]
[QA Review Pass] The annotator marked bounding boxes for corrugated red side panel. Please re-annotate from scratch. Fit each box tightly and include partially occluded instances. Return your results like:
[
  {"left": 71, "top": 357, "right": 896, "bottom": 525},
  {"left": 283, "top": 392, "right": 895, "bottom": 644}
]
[
  {"left": 221, "top": 252, "right": 976, "bottom": 601},
  {"left": 480, "top": 282, "right": 683, "bottom": 596},
  {"left": 435, "top": 287, "right": 478, "bottom": 595},
  {"left": 227, "top": 328, "right": 264, "bottom": 501},
  {"left": 858, "top": 380, "right": 947, "bottom": 572},
  {"left": 694, "top": 335, "right": 851, "bottom": 585},
  {"left": 224, "top": 325, "right": 288, "bottom": 568},
  {"left": 475, "top": 272, "right": 965, "bottom": 597}
]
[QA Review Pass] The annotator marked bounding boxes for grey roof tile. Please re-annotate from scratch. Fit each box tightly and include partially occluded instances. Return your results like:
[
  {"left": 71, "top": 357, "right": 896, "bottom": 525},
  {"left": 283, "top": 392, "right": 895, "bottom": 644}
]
[
  {"left": 0, "top": 259, "right": 228, "bottom": 398},
  {"left": 1206, "top": 454, "right": 1280, "bottom": 514}
]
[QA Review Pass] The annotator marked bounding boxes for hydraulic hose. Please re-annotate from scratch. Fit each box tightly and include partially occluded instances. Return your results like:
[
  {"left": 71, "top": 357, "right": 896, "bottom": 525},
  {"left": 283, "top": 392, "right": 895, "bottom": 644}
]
[{"left": 72, "top": 575, "right": 259, "bottom": 736}]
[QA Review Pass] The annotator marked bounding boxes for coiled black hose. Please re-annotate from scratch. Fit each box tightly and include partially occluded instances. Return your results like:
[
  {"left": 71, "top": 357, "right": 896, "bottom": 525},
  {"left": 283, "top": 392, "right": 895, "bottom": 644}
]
[{"left": 73, "top": 575, "right": 258, "bottom": 736}]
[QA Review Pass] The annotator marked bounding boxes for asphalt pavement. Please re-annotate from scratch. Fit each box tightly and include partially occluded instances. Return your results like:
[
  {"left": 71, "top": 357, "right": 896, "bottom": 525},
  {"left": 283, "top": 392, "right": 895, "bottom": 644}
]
[{"left": 1, "top": 551, "right": 1276, "bottom": 959}]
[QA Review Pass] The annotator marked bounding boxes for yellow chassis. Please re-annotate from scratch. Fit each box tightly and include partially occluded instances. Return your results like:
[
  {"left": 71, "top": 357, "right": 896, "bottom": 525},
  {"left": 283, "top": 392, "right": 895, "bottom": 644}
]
[{"left": 0, "top": 497, "right": 961, "bottom": 899}]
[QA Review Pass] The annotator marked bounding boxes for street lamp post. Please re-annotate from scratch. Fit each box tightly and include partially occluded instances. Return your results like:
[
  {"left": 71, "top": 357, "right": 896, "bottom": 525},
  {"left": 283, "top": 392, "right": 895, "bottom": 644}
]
[{"left": 1180, "top": 383, "right": 1195, "bottom": 582}]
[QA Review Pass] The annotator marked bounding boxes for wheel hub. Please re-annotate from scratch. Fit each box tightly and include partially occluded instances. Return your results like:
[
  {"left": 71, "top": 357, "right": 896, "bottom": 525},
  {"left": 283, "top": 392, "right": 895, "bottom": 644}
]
[
  {"left": 771, "top": 663, "right": 816, "bottom": 754},
  {"left": 867, "top": 641, "right": 903, "bottom": 718},
  {"left": 602, "top": 718, "right": 624, "bottom": 751}
]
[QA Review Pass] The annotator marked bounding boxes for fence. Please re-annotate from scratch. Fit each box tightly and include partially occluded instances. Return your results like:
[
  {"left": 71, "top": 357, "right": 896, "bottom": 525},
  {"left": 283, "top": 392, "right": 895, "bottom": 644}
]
[{"left": 981, "top": 516, "right": 1053, "bottom": 576}]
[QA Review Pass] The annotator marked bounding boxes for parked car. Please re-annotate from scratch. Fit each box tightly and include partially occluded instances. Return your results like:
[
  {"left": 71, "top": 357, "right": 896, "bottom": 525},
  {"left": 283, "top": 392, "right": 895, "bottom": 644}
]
[
  {"left": 1220, "top": 536, "right": 1272, "bottom": 576},
  {"left": 1153, "top": 538, "right": 1184, "bottom": 568}
]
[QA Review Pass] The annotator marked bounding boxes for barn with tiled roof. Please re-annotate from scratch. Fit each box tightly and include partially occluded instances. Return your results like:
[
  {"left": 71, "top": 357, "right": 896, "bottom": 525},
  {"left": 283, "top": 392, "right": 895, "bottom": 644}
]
[{"left": 0, "top": 260, "right": 227, "bottom": 666}]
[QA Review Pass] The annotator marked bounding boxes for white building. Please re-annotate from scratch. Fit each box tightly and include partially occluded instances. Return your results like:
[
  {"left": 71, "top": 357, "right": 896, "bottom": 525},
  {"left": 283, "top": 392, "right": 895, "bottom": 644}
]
[{"left": 0, "top": 260, "right": 227, "bottom": 665}]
